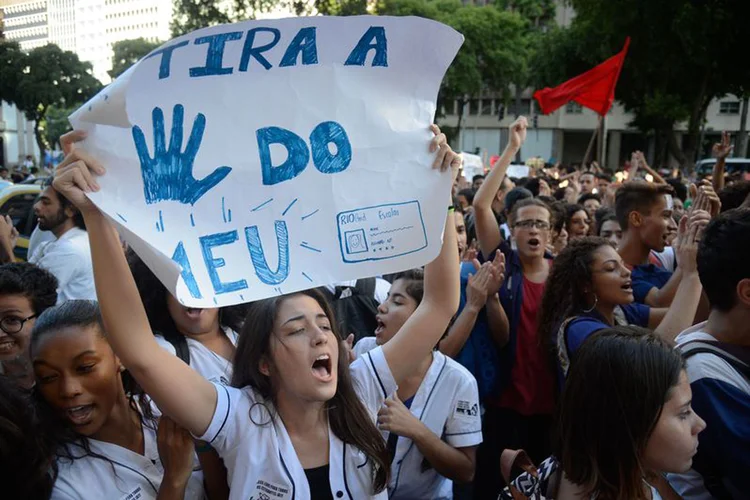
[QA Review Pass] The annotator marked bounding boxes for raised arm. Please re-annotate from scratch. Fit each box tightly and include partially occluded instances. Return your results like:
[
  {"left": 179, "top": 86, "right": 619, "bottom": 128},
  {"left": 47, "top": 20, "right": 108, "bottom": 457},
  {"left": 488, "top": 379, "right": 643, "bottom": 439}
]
[
  {"left": 383, "top": 126, "right": 461, "bottom": 385},
  {"left": 473, "top": 117, "right": 527, "bottom": 257},
  {"left": 636, "top": 151, "right": 667, "bottom": 185},
  {"left": 649, "top": 216, "right": 705, "bottom": 342},
  {"left": 711, "top": 131, "right": 732, "bottom": 192},
  {"left": 53, "top": 131, "right": 217, "bottom": 436}
]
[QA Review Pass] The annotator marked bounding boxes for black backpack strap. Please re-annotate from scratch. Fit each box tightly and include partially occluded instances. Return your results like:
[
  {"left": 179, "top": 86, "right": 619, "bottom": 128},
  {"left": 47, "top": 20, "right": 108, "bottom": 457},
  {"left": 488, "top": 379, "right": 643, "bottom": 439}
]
[
  {"left": 679, "top": 340, "right": 750, "bottom": 379},
  {"left": 354, "top": 278, "right": 377, "bottom": 298},
  {"left": 157, "top": 330, "right": 190, "bottom": 365}
]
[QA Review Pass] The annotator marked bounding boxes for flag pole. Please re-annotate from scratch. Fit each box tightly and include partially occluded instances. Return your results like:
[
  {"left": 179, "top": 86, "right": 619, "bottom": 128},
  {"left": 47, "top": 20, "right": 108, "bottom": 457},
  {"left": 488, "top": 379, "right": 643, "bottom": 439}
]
[{"left": 583, "top": 116, "right": 601, "bottom": 166}]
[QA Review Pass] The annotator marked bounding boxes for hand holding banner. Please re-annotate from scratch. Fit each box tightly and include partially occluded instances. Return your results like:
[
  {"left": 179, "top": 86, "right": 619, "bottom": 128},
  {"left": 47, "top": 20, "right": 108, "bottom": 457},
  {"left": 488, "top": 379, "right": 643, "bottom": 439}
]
[{"left": 69, "top": 15, "right": 463, "bottom": 307}]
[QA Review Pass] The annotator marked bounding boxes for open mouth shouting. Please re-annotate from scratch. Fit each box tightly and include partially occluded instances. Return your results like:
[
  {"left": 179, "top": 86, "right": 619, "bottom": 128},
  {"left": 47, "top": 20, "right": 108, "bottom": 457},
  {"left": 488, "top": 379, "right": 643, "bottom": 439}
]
[
  {"left": 64, "top": 404, "right": 96, "bottom": 427},
  {"left": 183, "top": 307, "right": 204, "bottom": 320},
  {"left": 311, "top": 353, "right": 333, "bottom": 382},
  {"left": 374, "top": 318, "right": 386, "bottom": 337},
  {"left": 621, "top": 280, "right": 633, "bottom": 295},
  {"left": 527, "top": 237, "right": 541, "bottom": 251}
]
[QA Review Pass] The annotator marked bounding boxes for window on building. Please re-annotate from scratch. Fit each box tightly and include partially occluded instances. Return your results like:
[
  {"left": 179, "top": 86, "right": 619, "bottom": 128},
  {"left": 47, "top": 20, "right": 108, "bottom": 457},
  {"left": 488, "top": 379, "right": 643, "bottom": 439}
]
[
  {"left": 565, "top": 102, "right": 583, "bottom": 114},
  {"left": 719, "top": 101, "right": 740, "bottom": 115},
  {"left": 480, "top": 99, "right": 493, "bottom": 116},
  {"left": 468, "top": 99, "right": 479, "bottom": 116}
]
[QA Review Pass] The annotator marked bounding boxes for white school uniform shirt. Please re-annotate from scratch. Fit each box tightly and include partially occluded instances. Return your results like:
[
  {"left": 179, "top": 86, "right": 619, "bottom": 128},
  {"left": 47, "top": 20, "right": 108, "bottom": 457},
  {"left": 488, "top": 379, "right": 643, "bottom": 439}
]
[
  {"left": 198, "top": 346, "right": 397, "bottom": 500},
  {"left": 354, "top": 337, "right": 482, "bottom": 499},
  {"left": 29, "top": 227, "right": 96, "bottom": 303},
  {"left": 51, "top": 402, "right": 205, "bottom": 500},
  {"left": 155, "top": 327, "right": 239, "bottom": 385}
]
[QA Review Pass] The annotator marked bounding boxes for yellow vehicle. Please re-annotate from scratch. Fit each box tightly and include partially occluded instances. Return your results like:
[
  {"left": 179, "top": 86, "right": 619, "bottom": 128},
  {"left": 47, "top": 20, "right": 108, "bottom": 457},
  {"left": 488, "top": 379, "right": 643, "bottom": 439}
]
[{"left": 0, "top": 183, "right": 43, "bottom": 261}]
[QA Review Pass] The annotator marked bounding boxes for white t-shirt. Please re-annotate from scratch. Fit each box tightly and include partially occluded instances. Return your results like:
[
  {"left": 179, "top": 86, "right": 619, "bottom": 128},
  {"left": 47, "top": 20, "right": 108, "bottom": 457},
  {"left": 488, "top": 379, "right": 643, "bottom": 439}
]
[
  {"left": 29, "top": 227, "right": 96, "bottom": 303},
  {"left": 51, "top": 402, "right": 205, "bottom": 500},
  {"left": 28, "top": 225, "right": 55, "bottom": 258},
  {"left": 155, "top": 327, "right": 239, "bottom": 385},
  {"left": 354, "top": 337, "right": 482, "bottom": 499},
  {"left": 198, "top": 346, "right": 397, "bottom": 500}
]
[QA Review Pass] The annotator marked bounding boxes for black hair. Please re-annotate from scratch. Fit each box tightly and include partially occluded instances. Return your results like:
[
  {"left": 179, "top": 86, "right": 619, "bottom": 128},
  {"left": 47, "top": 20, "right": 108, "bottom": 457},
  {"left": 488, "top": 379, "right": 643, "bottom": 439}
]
[
  {"left": 549, "top": 201, "right": 567, "bottom": 233},
  {"left": 614, "top": 181, "right": 674, "bottom": 230},
  {"left": 472, "top": 174, "right": 485, "bottom": 183},
  {"left": 524, "top": 177, "right": 549, "bottom": 197},
  {"left": 697, "top": 208, "right": 750, "bottom": 311},
  {"left": 553, "top": 186, "right": 571, "bottom": 201},
  {"left": 0, "top": 262, "right": 58, "bottom": 315},
  {"left": 539, "top": 237, "right": 613, "bottom": 359},
  {"left": 42, "top": 177, "right": 86, "bottom": 230},
  {"left": 579, "top": 171, "right": 596, "bottom": 180},
  {"left": 718, "top": 181, "right": 750, "bottom": 212},
  {"left": 232, "top": 290, "right": 390, "bottom": 493},
  {"left": 503, "top": 187, "right": 533, "bottom": 215},
  {"left": 595, "top": 172, "right": 612, "bottom": 182},
  {"left": 29, "top": 301, "right": 157, "bottom": 469},
  {"left": 391, "top": 268, "right": 425, "bottom": 305},
  {"left": 0, "top": 374, "right": 57, "bottom": 499},
  {"left": 666, "top": 179, "right": 688, "bottom": 203},
  {"left": 557, "top": 326, "right": 685, "bottom": 500},
  {"left": 564, "top": 203, "right": 589, "bottom": 234},
  {"left": 457, "top": 188, "right": 475, "bottom": 207},
  {"left": 577, "top": 192, "right": 602, "bottom": 206},
  {"left": 126, "top": 249, "right": 248, "bottom": 357}
]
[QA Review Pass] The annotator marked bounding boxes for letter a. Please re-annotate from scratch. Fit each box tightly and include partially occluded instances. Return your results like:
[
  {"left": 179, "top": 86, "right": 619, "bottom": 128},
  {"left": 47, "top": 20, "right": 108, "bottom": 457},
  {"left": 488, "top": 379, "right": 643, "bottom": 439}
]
[
  {"left": 344, "top": 27, "right": 387, "bottom": 67},
  {"left": 279, "top": 27, "right": 318, "bottom": 67}
]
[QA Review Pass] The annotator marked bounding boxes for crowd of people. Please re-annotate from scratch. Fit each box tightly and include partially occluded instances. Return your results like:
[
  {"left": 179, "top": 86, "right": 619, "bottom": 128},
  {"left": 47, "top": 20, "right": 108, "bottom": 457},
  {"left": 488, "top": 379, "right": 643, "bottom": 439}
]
[{"left": 0, "top": 117, "right": 748, "bottom": 500}]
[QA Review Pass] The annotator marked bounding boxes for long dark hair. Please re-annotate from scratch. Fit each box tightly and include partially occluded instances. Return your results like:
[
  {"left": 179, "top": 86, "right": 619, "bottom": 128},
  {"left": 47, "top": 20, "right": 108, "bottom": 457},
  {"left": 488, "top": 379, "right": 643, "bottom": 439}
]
[
  {"left": 29, "top": 301, "right": 156, "bottom": 465},
  {"left": 556, "top": 326, "right": 685, "bottom": 499},
  {"left": 538, "top": 237, "right": 612, "bottom": 360},
  {"left": 126, "top": 249, "right": 247, "bottom": 350},
  {"left": 231, "top": 289, "right": 390, "bottom": 493},
  {"left": 0, "top": 374, "right": 57, "bottom": 499}
]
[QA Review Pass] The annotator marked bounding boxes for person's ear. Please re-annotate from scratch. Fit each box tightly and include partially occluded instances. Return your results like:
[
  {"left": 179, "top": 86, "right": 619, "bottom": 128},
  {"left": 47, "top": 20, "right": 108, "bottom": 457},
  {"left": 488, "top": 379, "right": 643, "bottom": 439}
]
[
  {"left": 628, "top": 210, "right": 643, "bottom": 228},
  {"left": 737, "top": 278, "right": 750, "bottom": 308},
  {"left": 259, "top": 355, "right": 271, "bottom": 377}
]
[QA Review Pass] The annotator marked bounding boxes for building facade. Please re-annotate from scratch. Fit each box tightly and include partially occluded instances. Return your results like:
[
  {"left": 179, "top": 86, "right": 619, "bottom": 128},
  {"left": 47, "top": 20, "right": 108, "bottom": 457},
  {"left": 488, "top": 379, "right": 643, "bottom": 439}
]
[{"left": 1, "top": 0, "right": 172, "bottom": 83}]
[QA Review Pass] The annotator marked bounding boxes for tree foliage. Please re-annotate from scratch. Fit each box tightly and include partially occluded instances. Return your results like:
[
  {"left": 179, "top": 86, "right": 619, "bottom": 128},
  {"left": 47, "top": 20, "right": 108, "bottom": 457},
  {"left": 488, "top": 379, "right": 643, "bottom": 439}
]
[
  {"left": 171, "top": 0, "right": 285, "bottom": 37},
  {"left": 533, "top": 0, "right": 750, "bottom": 168},
  {"left": 0, "top": 42, "right": 102, "bottom": 156},
  {"left": 377, "top": 0, "right": 527, "bottom": 141},
  {"left": 109, "top": 38, "right": 161, "bottom": 79}
]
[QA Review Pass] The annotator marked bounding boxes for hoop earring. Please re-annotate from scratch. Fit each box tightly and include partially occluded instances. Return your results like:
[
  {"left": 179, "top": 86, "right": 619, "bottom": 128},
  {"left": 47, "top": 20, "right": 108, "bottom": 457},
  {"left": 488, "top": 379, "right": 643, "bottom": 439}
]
[{"left": 583, "top": 293, "right": 598, "bottom": 313}]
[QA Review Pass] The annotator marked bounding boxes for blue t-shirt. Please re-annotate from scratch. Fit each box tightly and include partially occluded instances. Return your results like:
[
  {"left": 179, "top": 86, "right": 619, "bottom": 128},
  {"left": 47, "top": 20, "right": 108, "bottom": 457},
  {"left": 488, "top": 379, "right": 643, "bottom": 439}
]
[
  {"left": 565, "top": 303, "right": 651, "bottom": 354},
  {"left": 631, "top": 264, "right": 673, "bottom": 303}
]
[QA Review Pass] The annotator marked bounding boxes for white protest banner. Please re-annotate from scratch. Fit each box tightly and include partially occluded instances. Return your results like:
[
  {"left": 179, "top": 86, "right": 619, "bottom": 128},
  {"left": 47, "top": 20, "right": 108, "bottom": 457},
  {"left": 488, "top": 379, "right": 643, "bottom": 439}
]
[{"left": 69, "top": 15, "right": 464, "bottom": 307}]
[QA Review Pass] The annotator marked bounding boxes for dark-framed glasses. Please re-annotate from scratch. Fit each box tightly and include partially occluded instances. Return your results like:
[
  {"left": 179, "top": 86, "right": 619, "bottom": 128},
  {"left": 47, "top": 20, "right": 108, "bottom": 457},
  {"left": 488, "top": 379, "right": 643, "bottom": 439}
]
[
  {"left": 514, "top": 219, "right": 550, "bottom": 230},
  {"left": 0, "top": 314, "right": 37, "bottom": 334}
]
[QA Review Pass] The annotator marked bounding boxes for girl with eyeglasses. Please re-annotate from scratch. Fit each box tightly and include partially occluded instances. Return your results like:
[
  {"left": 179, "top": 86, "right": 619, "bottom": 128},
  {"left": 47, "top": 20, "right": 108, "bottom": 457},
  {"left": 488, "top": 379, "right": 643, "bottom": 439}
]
[
  {"left": 538, "top": 233, "right": 704, "bottom": 382},
  {"left": 0, "top": 263, "right": 58, "bottom": 390},
  {"left": 470, "top": 117, "right": 558, "bottom": 498}
]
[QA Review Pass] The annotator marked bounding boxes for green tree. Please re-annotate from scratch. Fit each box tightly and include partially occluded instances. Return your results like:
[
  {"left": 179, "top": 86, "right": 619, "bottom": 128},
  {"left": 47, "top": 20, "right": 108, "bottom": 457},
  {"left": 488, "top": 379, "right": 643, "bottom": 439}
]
[
  {"left": 43, "top": 106, "right": 76, "bottom": 151},
  {"left": 5, "top": 44, "right": 102, "bottom": 157},
  {"left": 533, "top": 0, "right": 749, "bottom": 170},
  {"left": 0, "top": 39, "right": 23, "bottom": 105},
  {"left": 109, "top": 38, "right": 161, "bottom": 80},
  {"left": 378, "top": 0, "right": 527, "bottom": 143},
  {"left": 171, "top": 0, "right": 284, "bottom": 37}
]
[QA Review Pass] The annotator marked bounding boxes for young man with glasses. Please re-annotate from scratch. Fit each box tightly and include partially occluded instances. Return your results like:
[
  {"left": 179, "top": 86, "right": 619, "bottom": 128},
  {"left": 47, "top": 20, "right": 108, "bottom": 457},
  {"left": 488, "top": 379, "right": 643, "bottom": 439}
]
[
  {"left": 0, "top": 262, "right": 58, "bottom": 389},
  {"left": 466, "top": 117, "right": 557, "bottom": 498}
]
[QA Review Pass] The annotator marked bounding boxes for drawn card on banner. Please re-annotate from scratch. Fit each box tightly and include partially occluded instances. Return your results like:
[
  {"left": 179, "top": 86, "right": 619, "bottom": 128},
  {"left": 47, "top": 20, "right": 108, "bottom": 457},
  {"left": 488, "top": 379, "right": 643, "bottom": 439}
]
[{"left": 69, "top": 15, "right": 464, "bottom": 307}]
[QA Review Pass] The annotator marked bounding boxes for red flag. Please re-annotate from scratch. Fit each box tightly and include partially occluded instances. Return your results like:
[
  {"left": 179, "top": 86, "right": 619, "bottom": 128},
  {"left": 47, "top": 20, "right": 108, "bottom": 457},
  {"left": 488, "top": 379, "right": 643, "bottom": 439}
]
[{"left": 533, "top": 37, "right": 630, "bottom": 116}]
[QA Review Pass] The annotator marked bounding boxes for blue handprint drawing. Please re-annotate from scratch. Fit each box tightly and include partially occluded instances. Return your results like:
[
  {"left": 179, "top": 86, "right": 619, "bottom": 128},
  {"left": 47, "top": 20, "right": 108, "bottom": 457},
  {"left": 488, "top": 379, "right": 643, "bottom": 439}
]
[{"left": 132, "top": 104, "right": 232, "bottom": 205}]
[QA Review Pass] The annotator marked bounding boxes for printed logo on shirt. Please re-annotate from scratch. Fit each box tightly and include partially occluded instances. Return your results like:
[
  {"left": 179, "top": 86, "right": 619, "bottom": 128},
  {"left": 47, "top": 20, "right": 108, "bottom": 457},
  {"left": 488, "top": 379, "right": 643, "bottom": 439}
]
[
  {"left": 118, "top": 486, "right": 143, "bottom": 500},
  {"left": 250, "top": 479, "right": 291, "bottom": 499},
  {"left": 455, "top": 400, "right": 479, "bottom": 417}
]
